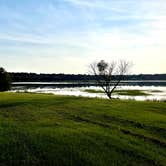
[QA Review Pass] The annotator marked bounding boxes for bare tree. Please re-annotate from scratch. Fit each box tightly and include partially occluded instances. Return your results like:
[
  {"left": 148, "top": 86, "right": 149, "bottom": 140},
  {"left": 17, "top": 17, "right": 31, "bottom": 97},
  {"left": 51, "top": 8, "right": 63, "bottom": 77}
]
[{"left": 89, "top": 60, "right": 131, "bottom": 99}]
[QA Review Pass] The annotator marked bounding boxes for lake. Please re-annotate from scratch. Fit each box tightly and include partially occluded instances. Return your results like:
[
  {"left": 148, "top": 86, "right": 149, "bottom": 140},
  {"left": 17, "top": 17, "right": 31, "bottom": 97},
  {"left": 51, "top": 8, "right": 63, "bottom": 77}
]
[{"left": 11, "top": 81, "right": 166, "bottom": 101}]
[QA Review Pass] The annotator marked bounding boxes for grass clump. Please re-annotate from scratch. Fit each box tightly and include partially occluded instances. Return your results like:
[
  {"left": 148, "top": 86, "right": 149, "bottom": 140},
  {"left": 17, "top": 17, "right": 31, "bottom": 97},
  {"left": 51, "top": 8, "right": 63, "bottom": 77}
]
[
  {"left": 114, "top": 90, "right": 150, "bottom": 96},
  {"left": 150, "top": 90, "right": 163, "bottom": 93},
  {"left": 0, "top": 92, "right": 166, "bottom": 165},
  {"left": 84, "top": 89, "right": 150, "bottom": 96},
  {"left": 84, "top": 89, "right": 104, "bottom": 93}
]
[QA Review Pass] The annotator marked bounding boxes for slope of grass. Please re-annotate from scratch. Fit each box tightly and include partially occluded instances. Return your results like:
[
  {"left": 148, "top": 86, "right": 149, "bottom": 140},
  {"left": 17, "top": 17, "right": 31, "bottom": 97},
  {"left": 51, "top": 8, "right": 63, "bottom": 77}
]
[
  {"left": 0, "top": 92, "right": 166, "bottom": 166},
  {"left": 84, "top": 89, "right": 150, "bottom": 96}
]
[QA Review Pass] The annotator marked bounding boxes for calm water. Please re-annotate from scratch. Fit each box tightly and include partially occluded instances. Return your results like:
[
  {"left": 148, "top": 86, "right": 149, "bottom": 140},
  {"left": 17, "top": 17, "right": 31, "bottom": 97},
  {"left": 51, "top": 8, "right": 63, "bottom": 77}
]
[{"left": 11, "top": 81, "right": 166, "bottom": 101}]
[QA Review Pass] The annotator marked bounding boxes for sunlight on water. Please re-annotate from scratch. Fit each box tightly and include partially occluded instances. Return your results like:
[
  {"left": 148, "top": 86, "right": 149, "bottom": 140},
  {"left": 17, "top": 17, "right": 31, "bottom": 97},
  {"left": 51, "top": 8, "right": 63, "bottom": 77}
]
[{"left": 11, "top": 85, "right": 166, "bottom": 101}]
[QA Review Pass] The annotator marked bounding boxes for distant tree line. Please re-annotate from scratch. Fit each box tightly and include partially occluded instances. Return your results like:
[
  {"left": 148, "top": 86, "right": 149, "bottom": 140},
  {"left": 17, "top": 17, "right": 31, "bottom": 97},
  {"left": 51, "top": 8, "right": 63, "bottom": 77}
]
[{"left": 9, "top": 72, "right": 166, "bottom": 82}]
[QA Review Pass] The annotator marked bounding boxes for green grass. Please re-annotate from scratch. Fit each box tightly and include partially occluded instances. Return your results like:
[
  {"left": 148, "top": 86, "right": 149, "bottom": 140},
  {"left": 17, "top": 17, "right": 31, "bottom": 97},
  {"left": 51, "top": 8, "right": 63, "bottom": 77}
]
[
  {"left": 0, "top": 92, "right": 166, "bottom": 166},
  {"left": 84, "top": 89, "right": 150, "bottom": 96}
]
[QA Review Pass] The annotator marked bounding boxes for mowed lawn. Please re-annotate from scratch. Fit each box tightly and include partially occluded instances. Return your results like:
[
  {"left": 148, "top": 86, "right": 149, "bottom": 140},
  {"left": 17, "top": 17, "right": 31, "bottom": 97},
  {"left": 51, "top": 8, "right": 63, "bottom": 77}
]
[{"left": 0, "top": 93, "right": 166, "bottom": 166}]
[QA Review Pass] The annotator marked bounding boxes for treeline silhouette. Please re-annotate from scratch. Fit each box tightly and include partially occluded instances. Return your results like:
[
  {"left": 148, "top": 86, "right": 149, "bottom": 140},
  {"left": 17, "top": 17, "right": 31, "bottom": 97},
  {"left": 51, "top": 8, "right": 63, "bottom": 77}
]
[{"left": 9, "top": 73, "right": 166, "bottom": 82}]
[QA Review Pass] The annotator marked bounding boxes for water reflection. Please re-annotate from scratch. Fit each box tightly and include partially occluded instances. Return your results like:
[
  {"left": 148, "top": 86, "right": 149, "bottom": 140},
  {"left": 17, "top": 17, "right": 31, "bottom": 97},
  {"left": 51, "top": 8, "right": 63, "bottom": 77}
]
[{"left": 11, "top": 85, "right": 166, "bottom": 101}]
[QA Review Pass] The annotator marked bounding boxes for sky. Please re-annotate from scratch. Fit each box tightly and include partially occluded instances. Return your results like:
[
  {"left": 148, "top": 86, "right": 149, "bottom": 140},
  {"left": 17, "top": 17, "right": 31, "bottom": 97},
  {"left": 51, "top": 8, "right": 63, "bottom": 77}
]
[{"left": 0, "top": 0, "right": 166, "bottom": 74}]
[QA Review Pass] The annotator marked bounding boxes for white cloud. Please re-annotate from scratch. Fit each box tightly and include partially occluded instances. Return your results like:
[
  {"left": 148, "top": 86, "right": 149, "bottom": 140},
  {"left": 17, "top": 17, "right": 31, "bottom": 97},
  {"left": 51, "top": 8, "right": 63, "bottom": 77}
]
[{"left": 0, "top": 0, "right": 166, "bottom": 73}]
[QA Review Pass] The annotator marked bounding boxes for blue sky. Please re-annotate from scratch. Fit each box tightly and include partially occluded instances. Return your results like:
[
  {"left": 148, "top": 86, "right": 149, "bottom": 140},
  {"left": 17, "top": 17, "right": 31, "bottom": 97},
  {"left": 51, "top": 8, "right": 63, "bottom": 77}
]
[{"left": 0, "top": 0, "right": 166, "bottom": 74}]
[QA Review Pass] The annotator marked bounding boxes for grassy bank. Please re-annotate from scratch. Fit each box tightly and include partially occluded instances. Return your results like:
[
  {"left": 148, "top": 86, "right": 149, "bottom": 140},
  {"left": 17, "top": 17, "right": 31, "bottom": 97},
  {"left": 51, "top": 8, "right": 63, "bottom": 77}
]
[{"left": 0, "top": 92, "right": 166, "bottom": 165}]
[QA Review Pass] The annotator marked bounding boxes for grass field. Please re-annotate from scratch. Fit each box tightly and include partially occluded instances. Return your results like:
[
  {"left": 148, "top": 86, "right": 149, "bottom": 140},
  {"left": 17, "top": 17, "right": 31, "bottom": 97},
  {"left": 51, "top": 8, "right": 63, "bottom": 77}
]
[{"left": 0, "top": 92, "right": 166, "bottom": 166}]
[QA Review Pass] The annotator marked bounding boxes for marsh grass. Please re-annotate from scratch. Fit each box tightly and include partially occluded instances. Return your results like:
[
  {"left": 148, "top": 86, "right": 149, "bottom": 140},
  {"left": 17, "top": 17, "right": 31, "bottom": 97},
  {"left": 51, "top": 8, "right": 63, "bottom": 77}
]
[
  {"left": 84, "top": 89, "right": 150, "bottom": 96},
  {"left": 150, "top": 90, "right": 163, "bottom": 93}
]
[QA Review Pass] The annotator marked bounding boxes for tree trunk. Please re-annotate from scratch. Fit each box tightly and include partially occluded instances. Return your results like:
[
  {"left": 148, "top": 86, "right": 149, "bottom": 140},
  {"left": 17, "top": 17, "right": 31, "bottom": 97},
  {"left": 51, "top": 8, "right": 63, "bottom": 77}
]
[{"left": 106, "top": 92, "right": 112, "bottom": 99}]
